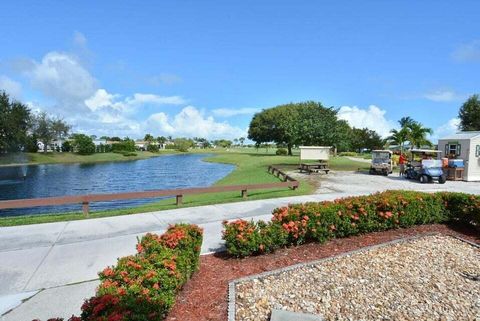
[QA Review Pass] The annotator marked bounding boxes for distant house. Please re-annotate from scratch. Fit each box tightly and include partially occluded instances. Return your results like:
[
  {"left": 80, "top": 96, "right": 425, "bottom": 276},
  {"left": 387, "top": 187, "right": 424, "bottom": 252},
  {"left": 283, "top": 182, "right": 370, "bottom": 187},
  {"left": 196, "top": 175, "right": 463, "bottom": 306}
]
[
  {"left": 93, "top": 139, "right": 107, "bottom": 146},
  {"left": 135, "top": 140, "right": 160, "bottom": 151},
  {"left": 37, "top": 139, "right": 66, "bottom": 152},
  {"left": 438, "top": 131, "right": 480, "bottom": 181}
]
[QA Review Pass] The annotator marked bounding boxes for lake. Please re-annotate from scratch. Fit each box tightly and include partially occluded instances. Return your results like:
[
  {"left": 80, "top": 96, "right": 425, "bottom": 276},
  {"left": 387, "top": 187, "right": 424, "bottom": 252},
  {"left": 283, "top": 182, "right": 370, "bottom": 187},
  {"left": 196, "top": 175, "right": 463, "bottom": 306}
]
[{"left": 0, "top": 154, "right": 235, "bottom": 217}]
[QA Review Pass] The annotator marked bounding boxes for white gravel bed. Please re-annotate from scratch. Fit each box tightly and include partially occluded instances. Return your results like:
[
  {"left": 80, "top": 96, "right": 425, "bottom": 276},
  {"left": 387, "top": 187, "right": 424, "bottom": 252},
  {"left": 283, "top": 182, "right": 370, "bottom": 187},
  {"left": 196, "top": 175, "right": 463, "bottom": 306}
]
[{"left": 234, "top": 235, "right": 480, "bottom": 321}]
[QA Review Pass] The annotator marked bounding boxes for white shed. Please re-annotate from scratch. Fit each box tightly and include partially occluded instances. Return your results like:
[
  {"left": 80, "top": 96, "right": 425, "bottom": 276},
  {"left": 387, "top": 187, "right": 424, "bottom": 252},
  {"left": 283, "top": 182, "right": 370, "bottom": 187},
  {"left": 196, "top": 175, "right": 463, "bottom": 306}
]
[
  {"left": 438, "top": 132, "right": 480, "bottom": 181},
  {"left": 299, "top": 146, "right": 331, "bottom": 161}
]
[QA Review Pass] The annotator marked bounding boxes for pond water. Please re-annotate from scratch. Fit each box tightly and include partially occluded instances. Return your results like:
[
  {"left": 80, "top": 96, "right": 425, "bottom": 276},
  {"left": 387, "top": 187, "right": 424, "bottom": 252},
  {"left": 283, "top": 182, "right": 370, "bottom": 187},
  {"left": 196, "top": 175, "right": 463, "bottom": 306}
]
[{"left": 0, "top": 154, "right": 235, "bottom": 217}]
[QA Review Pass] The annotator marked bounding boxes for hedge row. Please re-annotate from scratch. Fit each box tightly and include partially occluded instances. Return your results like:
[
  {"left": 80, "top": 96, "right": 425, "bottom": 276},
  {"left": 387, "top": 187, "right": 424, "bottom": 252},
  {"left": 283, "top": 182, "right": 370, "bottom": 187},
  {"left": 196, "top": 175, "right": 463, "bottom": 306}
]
[
  {"left": 34, "top": 224, "right": 203, "bottom": 321},
  {"left": 222, "top": 191, "right": 480, "bottom": 257}
]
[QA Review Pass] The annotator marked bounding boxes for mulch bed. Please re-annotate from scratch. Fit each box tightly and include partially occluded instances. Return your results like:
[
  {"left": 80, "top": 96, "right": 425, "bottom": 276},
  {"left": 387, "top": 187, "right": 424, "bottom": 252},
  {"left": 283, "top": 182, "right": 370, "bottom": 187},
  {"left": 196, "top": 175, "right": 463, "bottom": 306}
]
[{"left": 166, "top": 224, "right": 479, "bottom": 321}]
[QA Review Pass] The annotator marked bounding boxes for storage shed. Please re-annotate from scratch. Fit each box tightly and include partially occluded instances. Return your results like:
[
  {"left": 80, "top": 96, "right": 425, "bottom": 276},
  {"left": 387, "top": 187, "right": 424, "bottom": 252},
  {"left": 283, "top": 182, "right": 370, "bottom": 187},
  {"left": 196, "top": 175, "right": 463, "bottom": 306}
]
[
  {"left": 299, "top": 146, "right": 331, "bottom": 161},
  {"left": 438, "top": 132, "right": 480, "bottom": 181}
]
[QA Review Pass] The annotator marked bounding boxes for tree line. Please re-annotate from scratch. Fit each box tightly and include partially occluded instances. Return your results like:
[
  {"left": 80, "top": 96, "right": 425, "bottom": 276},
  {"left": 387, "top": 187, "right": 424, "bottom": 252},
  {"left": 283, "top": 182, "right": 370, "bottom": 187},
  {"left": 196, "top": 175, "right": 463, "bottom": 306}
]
[{"left": 248, "top": 96, "right": 480, "bottom": 155}]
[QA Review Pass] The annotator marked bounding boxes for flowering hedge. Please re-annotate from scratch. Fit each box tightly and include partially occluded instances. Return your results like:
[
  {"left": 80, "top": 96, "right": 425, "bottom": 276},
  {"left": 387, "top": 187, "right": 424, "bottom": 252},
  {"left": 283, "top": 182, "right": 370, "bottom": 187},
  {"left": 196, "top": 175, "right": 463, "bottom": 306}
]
[
  {"left": 34, "top": 224, "right": 203, "bottom": 321},
  {"left": 223, "top": 191, "right": 479, "bottom": 257}
]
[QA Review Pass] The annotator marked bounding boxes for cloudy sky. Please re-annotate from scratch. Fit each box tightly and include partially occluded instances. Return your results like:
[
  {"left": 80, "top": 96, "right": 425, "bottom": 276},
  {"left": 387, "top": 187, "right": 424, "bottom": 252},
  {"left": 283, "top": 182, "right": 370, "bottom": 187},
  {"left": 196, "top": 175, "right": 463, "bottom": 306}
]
[{"left": 0, "top": 1, "right": 479, "bottom": 141}]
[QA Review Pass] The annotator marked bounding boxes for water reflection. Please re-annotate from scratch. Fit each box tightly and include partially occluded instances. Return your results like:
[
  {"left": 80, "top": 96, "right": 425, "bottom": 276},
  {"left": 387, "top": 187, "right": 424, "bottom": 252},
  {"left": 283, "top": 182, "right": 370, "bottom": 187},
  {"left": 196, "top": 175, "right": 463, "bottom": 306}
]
[{"left": 0, "top": 154, "right": 234, "bottom": 216}]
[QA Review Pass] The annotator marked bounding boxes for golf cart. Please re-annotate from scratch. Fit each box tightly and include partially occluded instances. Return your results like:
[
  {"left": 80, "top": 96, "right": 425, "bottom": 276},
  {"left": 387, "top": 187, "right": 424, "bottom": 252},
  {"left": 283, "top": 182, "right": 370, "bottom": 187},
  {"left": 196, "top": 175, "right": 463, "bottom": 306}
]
[
  {"left": 405, "top": 149, "right": 446, "bottom": 184},
  {"left": 369, "top": 150, "right": 393, "bottom": 176}
]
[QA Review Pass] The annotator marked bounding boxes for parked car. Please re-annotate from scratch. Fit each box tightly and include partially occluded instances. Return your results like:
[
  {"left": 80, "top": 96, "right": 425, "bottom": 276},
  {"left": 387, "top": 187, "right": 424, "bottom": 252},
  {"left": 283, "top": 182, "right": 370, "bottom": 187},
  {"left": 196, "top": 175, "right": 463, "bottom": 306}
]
[
  {"left": 369, "top": 150, "right": 393, "bottom": 176},
  {"left": 405, "top": 149, "right": 446, "bottom": 184}
]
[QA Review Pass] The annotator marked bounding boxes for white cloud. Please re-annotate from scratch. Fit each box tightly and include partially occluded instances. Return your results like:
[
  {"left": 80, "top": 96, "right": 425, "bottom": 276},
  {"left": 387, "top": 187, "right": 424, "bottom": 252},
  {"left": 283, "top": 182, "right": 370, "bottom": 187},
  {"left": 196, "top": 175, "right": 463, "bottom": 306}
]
[
  {"left": 127, "top": 93, "right": 186, "bottom": 106},
  {"left": 431, "top": 118, "right": 460, "bottom": 142},
  {"left": 0, "top": 76, "right": 22, "bottom": 99},
  {"left": 423, "top": 90, "right": 464, "bottom": 102},
  {"left": 146, "top": 106, "right": 246, "bottom": 139},
  {"left": 452, "top": 40, "right": 480, "bottom": 63},
  {"left": 27, "top": 51, "right": 97, "bottom": 111},
  {"left": 211, "top": 107, "right": 260, "bottom": 117},
  {"left": 338, "top": 105, "right": 395, "bottom": 137}
]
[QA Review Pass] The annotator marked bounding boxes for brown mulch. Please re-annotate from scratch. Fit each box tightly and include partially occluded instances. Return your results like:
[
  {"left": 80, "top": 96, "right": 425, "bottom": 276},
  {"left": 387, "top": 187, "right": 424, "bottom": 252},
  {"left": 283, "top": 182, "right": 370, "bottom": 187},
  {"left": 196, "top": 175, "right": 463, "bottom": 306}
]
[{"left": 166, "top": 224, "right": 479, "bottom": 321}]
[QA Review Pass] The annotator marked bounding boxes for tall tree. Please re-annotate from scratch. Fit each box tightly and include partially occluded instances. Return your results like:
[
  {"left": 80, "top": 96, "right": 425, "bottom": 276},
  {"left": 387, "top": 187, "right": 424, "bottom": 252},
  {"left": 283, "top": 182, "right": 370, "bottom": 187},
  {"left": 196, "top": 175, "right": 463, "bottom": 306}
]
[
  {"left": 0, "top": 91, "right": 31, "bottom": 153},
  {"left": 239, "top": 137, "right": 245, "bottom": 146},
  {"left": 351, "top": 128, "right": 384, "bottom": 152},
  {"left": 31, "top": 112, "right": 70, "bottom": 152},
  {"left": 407, "top": 122, "right": 432, "bottom": 149},
  {"left": 248, "top": 101, "right": 350, "bottom": 155},
  {"left": 458, "top": 94, "right": 480, "bottom": 131},
  {"left": 387, "top": 128, "right": 409, "bottom": 153},
  {"left": 144, "top": 134, "right": 154, "bottom": 142}
]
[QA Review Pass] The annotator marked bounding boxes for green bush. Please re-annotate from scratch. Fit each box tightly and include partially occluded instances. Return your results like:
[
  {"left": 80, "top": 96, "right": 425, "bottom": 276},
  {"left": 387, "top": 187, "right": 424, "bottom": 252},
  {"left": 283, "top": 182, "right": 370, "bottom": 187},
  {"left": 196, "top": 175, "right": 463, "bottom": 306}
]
[
  {"left": 338, "top": 152, "right": 357, "bottom": 157},
  {"left": 79, "top": 224, "right": 203, "bottom": 321},
  {"left": 111, "top": 139, "right": 136, "bottom": 152},
  {"left": 122, "top": 152, "right": 137, "bottom": 157},
  {"left": 72, "top": 134, "right": 95, "bottom": 155},
  {"left": 146, "top": 144, "right": 160, "bottom": 152},
  {"left": 222, "top": 190, "right": 478, "bottom": 257},
  {"left": 275, "top": 148, "right": 288, "bottom": 155}
]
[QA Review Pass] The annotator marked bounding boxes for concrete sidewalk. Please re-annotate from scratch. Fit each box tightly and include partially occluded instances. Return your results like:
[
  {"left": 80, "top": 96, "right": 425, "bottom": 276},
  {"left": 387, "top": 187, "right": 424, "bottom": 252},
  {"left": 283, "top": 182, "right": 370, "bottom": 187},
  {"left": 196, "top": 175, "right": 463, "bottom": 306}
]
[
  {"left": 2, "top": 173, "right": 480, "bottom": 320},
  {"left": 0, "top": 192, "right": 353, "bottom": 320}
]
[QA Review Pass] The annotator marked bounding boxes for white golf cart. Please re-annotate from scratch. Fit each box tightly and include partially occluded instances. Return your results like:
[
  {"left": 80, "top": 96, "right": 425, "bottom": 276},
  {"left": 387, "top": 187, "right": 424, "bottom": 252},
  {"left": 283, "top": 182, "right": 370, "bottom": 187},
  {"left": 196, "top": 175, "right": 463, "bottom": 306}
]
[{"left": 369, "top": 150, "right": 393, "bottom": 176}]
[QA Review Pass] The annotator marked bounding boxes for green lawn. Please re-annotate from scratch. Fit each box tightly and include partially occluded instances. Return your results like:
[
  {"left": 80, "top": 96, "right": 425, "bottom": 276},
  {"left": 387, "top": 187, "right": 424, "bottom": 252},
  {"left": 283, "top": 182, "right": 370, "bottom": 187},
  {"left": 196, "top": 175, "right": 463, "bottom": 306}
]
[
  {"left": 0, "top": 151, "right": 175, "bottom": 167},
  {"left": 0, "top": 150, "right": 368, "bottom": 226}
]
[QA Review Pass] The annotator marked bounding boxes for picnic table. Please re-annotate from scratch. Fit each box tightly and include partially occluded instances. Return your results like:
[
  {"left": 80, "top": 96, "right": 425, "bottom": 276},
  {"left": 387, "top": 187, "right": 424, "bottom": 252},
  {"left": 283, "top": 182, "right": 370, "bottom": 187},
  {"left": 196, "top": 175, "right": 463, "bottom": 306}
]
[{"left": 299, "top": 161, "right": 330, "bottom": 174}]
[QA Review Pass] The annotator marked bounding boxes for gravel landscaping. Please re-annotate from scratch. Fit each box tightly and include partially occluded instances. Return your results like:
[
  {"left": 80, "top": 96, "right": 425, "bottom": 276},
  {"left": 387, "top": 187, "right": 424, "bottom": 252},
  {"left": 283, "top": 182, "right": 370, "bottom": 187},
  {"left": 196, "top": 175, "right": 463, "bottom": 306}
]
[{"left": 233, "top": 235, "right": 480, "bottom": 321}]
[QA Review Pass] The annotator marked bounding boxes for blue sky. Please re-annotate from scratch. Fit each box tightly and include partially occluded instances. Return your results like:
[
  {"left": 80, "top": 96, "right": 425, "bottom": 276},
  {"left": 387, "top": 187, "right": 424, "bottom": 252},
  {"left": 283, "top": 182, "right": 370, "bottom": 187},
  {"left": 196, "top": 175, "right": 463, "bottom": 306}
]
[{"left": 1, "top": 1, "right": 479, "bottom": 141}]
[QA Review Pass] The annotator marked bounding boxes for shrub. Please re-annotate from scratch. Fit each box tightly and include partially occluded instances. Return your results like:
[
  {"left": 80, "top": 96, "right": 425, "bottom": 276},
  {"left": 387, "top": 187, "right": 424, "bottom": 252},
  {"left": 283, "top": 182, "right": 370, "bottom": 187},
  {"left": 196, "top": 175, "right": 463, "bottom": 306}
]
[
  {"left": 122, "top": 152, "right": 137, "bottom": 157},
  {"left": 111, "top": 139, "right": 136, "bottom": 153},
  {"left": 36, "top": 224, "right": 203, "bottom": 321},
  {"left": 275, "top": 148, "right": 288, "bottom": 155},
  {"left": 338, "top": 152, "right": 357, "bottom": 157},
  {"left": 147, "top": 144, "right": 160, "bottom": 152},
  {"left": 72, "top": 134, "right": 96, "bottom": 155},
  {"left": 222, "top": 190, "right": 472, "bottom": 257}
]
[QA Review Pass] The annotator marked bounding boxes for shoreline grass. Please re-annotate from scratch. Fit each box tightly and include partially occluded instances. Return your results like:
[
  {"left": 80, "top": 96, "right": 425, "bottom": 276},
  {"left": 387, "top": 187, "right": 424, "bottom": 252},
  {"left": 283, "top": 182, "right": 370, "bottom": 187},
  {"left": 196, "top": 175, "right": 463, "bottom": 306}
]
[
  {"left": 0, "top": 151, "right": 178, "bottom": 167},
  {"left": 0, "top": 150, "right": 369, "bottom": 227}
]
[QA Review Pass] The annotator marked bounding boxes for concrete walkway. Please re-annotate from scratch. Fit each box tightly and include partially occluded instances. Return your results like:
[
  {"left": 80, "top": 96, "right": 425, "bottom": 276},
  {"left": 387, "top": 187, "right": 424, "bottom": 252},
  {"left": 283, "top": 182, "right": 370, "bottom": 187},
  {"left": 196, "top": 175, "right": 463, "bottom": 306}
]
[{"left": 1, "top": 172, "right": 480, "bottom": 320}]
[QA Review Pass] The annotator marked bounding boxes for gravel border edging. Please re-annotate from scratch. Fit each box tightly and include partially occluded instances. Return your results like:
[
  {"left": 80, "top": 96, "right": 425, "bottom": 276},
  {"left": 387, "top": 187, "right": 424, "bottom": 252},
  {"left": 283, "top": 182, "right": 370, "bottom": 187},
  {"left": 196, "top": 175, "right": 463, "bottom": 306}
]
[{"left": 226, "top": 232, "right": 479, "bottom": 321}]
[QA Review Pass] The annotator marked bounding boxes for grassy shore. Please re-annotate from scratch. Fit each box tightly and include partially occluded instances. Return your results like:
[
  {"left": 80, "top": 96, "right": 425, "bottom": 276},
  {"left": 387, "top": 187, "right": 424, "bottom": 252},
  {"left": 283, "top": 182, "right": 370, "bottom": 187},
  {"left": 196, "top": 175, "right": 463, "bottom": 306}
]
[
  {"left": 0, "top": 151, "right": 176, "bottom": 167},
  {"left": 0, "top": 149, "right": 369, "bottom": 226}
]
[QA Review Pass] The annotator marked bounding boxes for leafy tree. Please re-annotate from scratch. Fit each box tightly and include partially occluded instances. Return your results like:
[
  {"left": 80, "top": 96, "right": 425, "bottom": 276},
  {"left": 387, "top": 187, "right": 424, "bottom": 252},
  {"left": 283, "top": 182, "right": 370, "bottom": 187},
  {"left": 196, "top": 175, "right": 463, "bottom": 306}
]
[
  {"left": 173, "top": 138, "right": 194, "bottom": 152},
  {"left": 248, "top": 101, "right": 351, "bottom": 155},
  {"left": 350, "top": 128, "right": 385, "bottom": 152},
  {"left": 459, "top": 94, "right": 480, "bottom": 131},
  {"left": 407, "top": 121, "right": 432, "bottom": 148},
  {"left": 0, "top": 91, "right": 31, "bottom": 153},
  {"left": 144, "top": 134, "right": 154, "bottom": 142},
  {"left": 61, "top": 140, "right": 72, "bottom": 152},
  {"left": 239, "top": 137, "right": 245, "bottom": 146},
  {"left": 31, "top": 112, "right": 70, "bottom": 152},
  {"left": 72, "top": 134, "right": 95, "bottom": 155},
  {"left": 213, "top": 139, "right": 233, "bottom": 148},
  {"left": 387, "top": 128, "right": 409, "bottom": 153},
  {"left": 109, "top": 136, "right": 122, "bottom": 142},
  {"left": 156, "top": 136, "right": 167, "bottom": 144}
]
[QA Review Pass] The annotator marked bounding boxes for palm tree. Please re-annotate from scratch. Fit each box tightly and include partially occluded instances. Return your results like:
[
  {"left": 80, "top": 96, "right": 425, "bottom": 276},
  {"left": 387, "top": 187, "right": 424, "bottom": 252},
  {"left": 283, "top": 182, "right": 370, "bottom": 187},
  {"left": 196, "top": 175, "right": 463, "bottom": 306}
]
[
  {"left": 387, "top": 127, "right": 409, "bottom": 153},
  {"left": 407, "top": 122, "right": 433, "bottom": 149}
]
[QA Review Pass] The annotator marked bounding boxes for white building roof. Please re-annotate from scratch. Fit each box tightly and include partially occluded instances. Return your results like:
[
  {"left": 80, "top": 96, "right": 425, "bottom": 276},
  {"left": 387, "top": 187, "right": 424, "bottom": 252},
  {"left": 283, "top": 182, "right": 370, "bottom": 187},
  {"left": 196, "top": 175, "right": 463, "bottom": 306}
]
[{"left": 439, "top": 131, "right": 480, "bottom": 140}]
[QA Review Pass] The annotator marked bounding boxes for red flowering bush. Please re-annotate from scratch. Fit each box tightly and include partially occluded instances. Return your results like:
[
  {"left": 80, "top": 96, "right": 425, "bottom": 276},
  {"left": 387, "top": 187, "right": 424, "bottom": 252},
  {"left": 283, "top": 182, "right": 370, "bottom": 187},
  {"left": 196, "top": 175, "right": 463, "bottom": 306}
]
[
  {"left": 80, "top": 224, "right": 203, "bottom": 321},
  {"left": 440, "top": 192, "right": 480, "bottom": 226},
  {"left": 223, "top": 190, "right": 479, "bottom": 257},
  {"left": 34, "top": 224, "right": 203, "bottom": 321},
  {"left": 222, "top": 219, "right": 288, "bottom": 257}
]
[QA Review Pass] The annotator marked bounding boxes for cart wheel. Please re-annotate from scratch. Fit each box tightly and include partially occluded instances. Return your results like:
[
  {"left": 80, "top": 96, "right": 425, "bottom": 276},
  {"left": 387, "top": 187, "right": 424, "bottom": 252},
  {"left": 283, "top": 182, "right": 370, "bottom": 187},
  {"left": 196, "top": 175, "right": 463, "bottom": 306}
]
[
  {"left": 383, "top": 170, "right": 388, "bottom": 176},
  {"left": 369, "top": 168, "right": 375, "bottom": 175},
  {"left": 438, "top": 175, "right": 446, "bottom": 184},
  {"left": 419, "top": 175, "right": 429, "bottom": 184}
]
